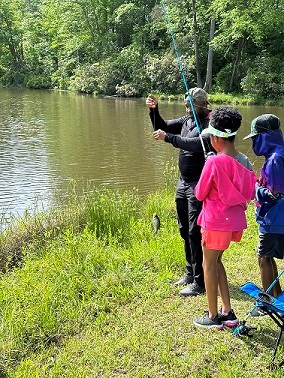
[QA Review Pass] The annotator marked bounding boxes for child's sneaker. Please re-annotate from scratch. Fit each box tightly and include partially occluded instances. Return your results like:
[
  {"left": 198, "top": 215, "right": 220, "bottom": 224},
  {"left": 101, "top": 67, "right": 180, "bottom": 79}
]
[
  {"left": 249, "top": 306, "right": 267, "bottom": 317},
  {"left": 193, "top": 312, "right": 224, "bottom": 330},
  {"left": 218, "top": 309, "right": 239, "bottom": 327}
]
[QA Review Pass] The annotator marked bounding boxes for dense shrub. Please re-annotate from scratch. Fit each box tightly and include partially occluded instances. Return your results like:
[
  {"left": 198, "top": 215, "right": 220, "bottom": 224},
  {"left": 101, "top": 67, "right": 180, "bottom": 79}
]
[
  {"left": 241, "top": 55, "right": 284, "bottom": 100},
  {"left": 25, "top": 74, "right": 52, "bottom": 89},
  {"left": 69, "top": 64, "right": 99, "bottom": 94},
  {"left": 143, "top": 51, "right": 193, "bottom": 95}
]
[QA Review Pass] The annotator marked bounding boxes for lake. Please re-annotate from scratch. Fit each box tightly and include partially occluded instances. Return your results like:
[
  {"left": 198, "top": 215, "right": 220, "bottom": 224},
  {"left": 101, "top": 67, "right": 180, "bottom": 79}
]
[{"left": 0, "top": 88, "right": 283, "bottom": 221}]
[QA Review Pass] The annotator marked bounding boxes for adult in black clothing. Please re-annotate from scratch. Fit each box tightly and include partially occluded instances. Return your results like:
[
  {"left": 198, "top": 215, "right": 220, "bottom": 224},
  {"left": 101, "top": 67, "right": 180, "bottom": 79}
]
[{"left": 146, "top": 88, "right": 214, "bottom": 296}]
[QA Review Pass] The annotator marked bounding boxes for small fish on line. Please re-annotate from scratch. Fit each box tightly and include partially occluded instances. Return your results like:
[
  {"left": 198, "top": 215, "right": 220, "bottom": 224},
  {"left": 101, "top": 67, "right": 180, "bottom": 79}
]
[{"left": 152, "top": 213, "right": 161, "bottom": 236}]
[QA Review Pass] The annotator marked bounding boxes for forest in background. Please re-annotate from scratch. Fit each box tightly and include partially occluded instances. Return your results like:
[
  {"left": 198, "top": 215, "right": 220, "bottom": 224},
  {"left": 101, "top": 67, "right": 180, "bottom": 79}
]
[{"left": 0, "top": 0, "right": 283, "bottom": 102}]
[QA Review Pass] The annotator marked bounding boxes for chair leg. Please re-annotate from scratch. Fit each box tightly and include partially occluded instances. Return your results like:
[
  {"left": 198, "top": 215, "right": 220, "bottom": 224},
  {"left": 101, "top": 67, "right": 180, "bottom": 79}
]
[
  {"left": 272, "top": 327, "right": 283, "bottom": 363},
  {"left": 260, "top": 307, "right": 284, "bottom": 367}
]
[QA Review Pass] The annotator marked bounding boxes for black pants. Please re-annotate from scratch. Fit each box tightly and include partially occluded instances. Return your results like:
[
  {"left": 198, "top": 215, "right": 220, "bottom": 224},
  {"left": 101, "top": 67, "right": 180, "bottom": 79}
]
[{"left": 176, "top": 177, "right": 204, "bottom": 287}]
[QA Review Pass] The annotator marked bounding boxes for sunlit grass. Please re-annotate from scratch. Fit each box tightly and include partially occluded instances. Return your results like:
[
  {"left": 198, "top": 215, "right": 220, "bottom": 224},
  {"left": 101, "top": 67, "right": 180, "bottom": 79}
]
[
  {"left": 147, "top": 92, "right": 284, "bottom": 107},
  {"left": 209, "top": 93, "right": 255, "bottom": 106},
  {"left": 0, "top": 164, "right": 284, "bottom": 376},
  {"left": 0, "top": 188, "right": 144, "bottom": 272}
]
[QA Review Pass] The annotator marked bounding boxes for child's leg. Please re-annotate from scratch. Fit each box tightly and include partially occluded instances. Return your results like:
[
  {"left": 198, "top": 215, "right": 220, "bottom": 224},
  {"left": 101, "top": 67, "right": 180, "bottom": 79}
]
[
  {"left": 258, "top": 256, "right": 281, "bottom": 296},
  {"left": 217, "top": 253, "right": 231, "bottom": 313},
  {"left": 270, "top": 258, "right": 282, "bottom": 296},
  {"left": 257, "top": 233, "right": 282, "bottom": 297},
  {"left": 203, "top": 247, "right": 223, "bottom": 318}
]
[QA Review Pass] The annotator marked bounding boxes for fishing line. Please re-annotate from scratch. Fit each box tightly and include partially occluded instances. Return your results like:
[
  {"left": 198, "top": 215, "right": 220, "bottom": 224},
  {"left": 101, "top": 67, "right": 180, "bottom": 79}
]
[{"left": 161, "top": 0, "right": 207, "bottom": 157}]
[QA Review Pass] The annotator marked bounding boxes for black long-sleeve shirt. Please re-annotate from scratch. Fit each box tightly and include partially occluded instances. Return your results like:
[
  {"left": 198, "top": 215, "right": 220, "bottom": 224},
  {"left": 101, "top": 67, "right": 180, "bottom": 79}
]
[{"left": 150, "top": 105, "right": 213, "bottom": 183}]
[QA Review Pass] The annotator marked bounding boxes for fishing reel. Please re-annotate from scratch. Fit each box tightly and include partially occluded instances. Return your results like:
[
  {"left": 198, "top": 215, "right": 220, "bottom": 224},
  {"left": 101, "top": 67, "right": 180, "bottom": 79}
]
[{"left": 233, "top": 321, "right": 256, "bottom": 338}]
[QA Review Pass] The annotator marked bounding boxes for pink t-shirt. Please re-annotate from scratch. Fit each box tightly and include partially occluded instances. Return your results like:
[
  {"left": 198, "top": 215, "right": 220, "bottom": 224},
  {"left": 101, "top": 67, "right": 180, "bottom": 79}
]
[{"left": 195, "top": 154, "right": 257, "bottom": 231}]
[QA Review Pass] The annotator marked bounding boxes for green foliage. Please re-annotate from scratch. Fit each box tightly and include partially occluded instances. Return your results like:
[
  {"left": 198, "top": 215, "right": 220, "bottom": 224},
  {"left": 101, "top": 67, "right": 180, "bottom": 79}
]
[
  {"left": 113, "top": 2, "right": 140, "bottom": 48},
  {"left": 25, "top": 74, "right": 52, "bottom": 89},
  {"left": 93, "top": 57, "right": 121, "bottom": 95},
  {"left": 112, "top": 43, "right": 146, "bottom": 96},
  {"left": 0, "top": 0, "right": 283, "bottom": 101},
  {"left": 209, "top": 0, "right": 284, "bottom": 98},
  {"left": 213, "top": 63, "right": 234, "bottom": 93},
  {"left": 144, "top": 51, "right": 193, "bottom": 95},
  {"left": 241, "top": 54, "right": 284, "bottom": 101},
  {"left": 69, "top": 64, "right": 99, "bottom": 94}
]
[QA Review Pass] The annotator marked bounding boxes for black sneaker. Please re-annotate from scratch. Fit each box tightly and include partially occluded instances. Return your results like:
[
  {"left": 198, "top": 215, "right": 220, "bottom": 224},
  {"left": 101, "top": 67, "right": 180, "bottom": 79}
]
[
  {"left": 218, "top": 309, "right": 239, "bottom": 327},
  {"left": 180, "top": 282, "right": 205, "bottom": 296},
  {"left": 174, "top": 275, "right": 194, "bottom": 286},
  {"left": 193, "top": 312, "right": 224, "bottom": 330}
]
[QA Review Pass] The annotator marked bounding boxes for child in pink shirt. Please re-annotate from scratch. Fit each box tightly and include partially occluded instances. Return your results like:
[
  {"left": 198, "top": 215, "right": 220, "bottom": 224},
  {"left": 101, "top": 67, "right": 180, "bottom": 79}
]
[{"left": 193, "top": 107, "right": 257, "bottom": 330}]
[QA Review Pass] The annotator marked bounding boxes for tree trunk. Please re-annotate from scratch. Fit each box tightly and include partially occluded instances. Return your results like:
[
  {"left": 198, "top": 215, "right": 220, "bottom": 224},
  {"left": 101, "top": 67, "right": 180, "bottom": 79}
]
[
  {"left": 204, "top": 19, "right": 215, "bottom": 92},
  {"left": 191, "top": 0, "right": 202, "bottom": 87},
  {"left": 229, "top": 36, "right": 245, "bottom": 92}
]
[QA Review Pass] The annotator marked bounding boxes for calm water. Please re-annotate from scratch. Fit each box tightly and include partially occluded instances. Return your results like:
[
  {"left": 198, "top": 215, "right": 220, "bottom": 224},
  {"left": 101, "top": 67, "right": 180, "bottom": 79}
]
[{"left": 0, "top": 88, "right": 283, "bottom": 220}]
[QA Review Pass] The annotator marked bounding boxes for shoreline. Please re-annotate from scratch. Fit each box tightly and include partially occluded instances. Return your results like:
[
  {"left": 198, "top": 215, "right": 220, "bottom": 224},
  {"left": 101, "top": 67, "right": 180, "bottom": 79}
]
[{"left": 1, "top": 86, "right": 283, "bottom": 107}]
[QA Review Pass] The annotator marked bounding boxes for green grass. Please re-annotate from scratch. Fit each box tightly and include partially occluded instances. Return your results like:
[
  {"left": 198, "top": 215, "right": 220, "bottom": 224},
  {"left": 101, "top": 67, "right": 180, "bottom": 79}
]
[
  {"left": 0, "top": 187, "right": 142, "bottom": 272},
  {"left": 0, "top": 187, "right": 284, "bottom": 377},
  {"left": 208, "top": 93, "right": 255, "bottom": 106},
  {"left": 150, "top": 92, "right": 284, "bottom": 107}
]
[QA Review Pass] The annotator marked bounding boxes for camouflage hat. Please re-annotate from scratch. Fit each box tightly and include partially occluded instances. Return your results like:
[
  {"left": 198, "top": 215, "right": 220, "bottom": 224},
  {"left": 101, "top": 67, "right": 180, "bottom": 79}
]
[
  {"left": 243, "top": 114, "right": 281, "bottom": 140},
  {"left": 185, "top": 87, "right": 210, "bottom": 104}
]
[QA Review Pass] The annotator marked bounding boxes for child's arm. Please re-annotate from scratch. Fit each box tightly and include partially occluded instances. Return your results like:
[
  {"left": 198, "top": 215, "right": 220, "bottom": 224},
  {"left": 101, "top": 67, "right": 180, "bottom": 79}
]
[
  {"left": 256, "top": 184, "right": 284, "bottom": 204},
  {"left": 195, "top": 158, "right": 214, "bottom": 201},
  {"left": 264, "top": 157, "right": 284, "bottom": 194}
]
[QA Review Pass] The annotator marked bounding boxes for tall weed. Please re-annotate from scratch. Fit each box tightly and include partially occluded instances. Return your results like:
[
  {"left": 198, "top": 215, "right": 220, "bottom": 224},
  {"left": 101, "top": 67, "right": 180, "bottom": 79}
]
[{"left": 84, "top": 188, "right": 141, "bottom": 245}]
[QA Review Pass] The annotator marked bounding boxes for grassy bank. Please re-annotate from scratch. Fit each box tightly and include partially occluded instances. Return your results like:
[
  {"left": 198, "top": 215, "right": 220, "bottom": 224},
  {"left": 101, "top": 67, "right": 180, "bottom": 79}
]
[
  {"left": 155, "top": 92, "right": 284, "bottom": 107},
  {"left": 0, "top": 187, "right": 284, "bottom": 377}
]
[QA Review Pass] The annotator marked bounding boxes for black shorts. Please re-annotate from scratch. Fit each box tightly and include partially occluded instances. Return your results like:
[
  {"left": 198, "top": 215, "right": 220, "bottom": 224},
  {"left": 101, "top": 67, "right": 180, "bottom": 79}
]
[{"left": 257, "top": 233, "right": 284, "bottom": 259}]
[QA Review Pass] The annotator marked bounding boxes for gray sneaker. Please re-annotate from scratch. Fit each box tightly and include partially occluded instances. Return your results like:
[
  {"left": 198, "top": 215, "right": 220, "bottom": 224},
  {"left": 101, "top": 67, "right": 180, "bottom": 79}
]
[
  {"left": 180, "top": 282, "right": 205, "bottom": 297},
  {"left": 249, "top": 306, "right": 267, "bottom": 317},
  {"left": 174, "top": 275, "right": 194, "bottom": 286},
  {"left": 193, "top": 312, "right": 223, "bottom": 330}
]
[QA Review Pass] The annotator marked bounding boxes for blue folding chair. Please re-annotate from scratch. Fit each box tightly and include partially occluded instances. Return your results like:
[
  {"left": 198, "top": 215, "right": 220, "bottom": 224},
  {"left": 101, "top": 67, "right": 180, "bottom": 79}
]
[{"left": 234, "top": 270, "right": 284, "bottom": 367}]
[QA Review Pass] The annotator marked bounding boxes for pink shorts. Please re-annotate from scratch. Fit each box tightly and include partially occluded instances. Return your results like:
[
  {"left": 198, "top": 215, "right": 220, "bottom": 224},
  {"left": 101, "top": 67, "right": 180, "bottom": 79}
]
[{"left": 201, "top": 229, "right": 243, "bottom": 250}]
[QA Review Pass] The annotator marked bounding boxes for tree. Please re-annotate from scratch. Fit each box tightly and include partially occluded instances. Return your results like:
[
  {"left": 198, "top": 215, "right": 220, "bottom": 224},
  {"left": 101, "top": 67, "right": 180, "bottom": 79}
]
[
  {"left": 190, "top": 0, "right": 202, "bottom": 87},
  {"left": 209, "top": 0, "right": 284, "bottom": 94},
  {"left": 0, "top": 0, "right": 282, "bottom": 99},
  {"left": 0, "top": 0, "right": 26, "bottom": 84},
  {"left": 204, "top": 18, "right": 215, "bottom": 92}
]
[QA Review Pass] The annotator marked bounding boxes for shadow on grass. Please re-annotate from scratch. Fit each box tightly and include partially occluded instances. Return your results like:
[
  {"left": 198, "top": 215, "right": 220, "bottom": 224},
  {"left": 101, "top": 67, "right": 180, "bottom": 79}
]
[
  {"left": 225, "top": 282, "right": 284, "bottom": 366},
  {"left": 233, "top": 322, "right": 283, "bottom": 368},
  {"left": 229, "top": 282, "right": 259, "bottom": 303},
  {"left": 227, "top": 283, "right": 284, "bottom": 366}
]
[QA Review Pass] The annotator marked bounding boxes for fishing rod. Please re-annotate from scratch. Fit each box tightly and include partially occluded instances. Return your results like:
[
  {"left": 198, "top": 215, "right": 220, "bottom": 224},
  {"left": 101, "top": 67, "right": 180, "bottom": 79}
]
[{"left": 161, "top": 0, "right": 207, "bottom": 158}]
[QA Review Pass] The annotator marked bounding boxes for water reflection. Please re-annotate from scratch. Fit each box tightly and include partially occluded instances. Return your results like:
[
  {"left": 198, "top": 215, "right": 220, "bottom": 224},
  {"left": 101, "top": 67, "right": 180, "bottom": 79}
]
[
  {"left": 0, "top": 90, "right": 60, "bottom": 219},
  {"left": 0, "top": 88, "right": 283, "bottom": 222}
]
